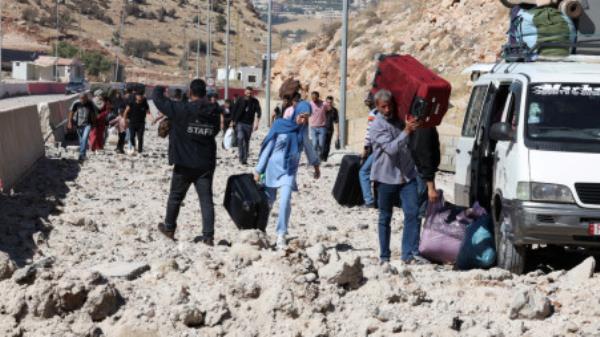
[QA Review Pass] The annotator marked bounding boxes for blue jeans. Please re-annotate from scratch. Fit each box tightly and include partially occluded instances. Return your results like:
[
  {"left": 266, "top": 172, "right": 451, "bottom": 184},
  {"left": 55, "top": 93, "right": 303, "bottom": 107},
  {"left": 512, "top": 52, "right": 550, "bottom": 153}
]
[
  {"left": 265, "top": 185, "right": 293, "bottom": 236},
  {"left": 359, "top": 154, "right": 374, "bottom": 205},
  {"left": 76, "top": 125, "right": 92, "bottom": 160},
  {"left": 416, "top": 175, "right": 428, "bottom": 219},
  {"left": 377, "top": 179, "right": 420, "bottom": 262},
  {"left": 310, "top": 127, "right": 327, "bottom": 158}
]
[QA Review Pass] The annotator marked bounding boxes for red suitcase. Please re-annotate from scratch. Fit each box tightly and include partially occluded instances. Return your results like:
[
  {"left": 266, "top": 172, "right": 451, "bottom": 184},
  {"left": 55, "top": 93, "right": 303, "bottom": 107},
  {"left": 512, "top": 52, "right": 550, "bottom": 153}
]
[{"left": 371, "top": 55, "right": 451, "bottom": 128}]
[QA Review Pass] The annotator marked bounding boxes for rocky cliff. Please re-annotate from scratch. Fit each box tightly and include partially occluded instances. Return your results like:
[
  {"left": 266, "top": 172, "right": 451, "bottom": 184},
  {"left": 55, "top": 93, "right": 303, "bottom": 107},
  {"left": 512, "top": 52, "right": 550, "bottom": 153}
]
[{"left": 272, "top": 0, "right": 509, "bottom": 128}]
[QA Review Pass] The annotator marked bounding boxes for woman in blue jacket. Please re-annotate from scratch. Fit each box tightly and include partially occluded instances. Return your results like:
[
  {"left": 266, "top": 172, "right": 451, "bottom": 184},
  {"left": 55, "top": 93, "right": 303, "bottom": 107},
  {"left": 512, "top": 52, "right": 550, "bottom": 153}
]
[{"left": 255, "top": 94, "right": 321, "bottom": 250}]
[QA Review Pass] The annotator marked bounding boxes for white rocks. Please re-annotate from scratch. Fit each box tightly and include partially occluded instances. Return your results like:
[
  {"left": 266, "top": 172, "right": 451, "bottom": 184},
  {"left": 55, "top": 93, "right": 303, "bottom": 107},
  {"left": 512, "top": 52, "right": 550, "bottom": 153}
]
[
  {"left": 566, "top": 257, "right": 596, "bottom": 284},
  {"left": 233, "top": 277, "right": 261, "bottom": 299},
  {"left": 306, "top": 243, "right": 330, "bottom": 265},
  {"left": 509, "top": 288, "right": 553, "bottom": 320},
  {"left": 91, "top": 262, "right": 150, "bottom": 281},
  {"left": 178, "top": 305, "right": 204, "bottom": 328},
  {"left": 318, "top": 256, "right": 364, "bottom": 289},
  {"left": 86, "top": 284, "right": 124, "bottom": 322},
  {"left": 203, "top": 299, "right": 231, "bottom": 327},
  {"left": 236, "top": 230, "right": 270, "bottom": 249},
  {"left": 0, "top": 252, "right": 16, "bottom": 280}
]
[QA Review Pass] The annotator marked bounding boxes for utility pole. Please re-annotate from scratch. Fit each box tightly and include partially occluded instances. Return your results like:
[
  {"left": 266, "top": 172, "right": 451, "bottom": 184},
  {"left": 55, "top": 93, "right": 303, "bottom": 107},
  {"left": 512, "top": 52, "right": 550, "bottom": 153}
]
[
  {"left": 78, "top": 11, "right": 82, "bottom": 59},
  {"left": 224, "top": 0, "right": 230, "bottom": 99},
  {"left": 183, "top": 23, "right": 189, "bottom": 80},
  {"left": 195, "top": 0, "right": 201, "bottom": 78},
  {"left": 266, "top": 0, "right": 272, "bottom": 127},
  {"left": 339, "top": 0, "right": 349, "bottom": 147},
  {"left": 55, "top": 0, "right": 60, "bottom": 82},
  {"left": 206, "top": 0, "right": 212, "bottom": 78},
  {"left": 0, "top": 0, "right": 3, "bottom": 83},
  {"left": 115, "top": 4, "right": 125, "bottom": 82}
]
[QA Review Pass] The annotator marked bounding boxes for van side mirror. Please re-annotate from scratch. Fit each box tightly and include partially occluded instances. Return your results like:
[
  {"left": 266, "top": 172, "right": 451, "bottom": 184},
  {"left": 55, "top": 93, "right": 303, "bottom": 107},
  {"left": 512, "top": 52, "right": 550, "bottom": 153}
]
[{"left": 490, "top": 122, "right": 515, "bottom": 142}]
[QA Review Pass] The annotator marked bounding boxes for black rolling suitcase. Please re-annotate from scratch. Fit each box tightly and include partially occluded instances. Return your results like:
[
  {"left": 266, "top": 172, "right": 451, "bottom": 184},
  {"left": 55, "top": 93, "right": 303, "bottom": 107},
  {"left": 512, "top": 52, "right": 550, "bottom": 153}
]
[
  {"left": 332, "top": 155, "right": 365, "bottom": 207},
  {"left": 224, "top": 174, "right": 269, "bottom": 231}
]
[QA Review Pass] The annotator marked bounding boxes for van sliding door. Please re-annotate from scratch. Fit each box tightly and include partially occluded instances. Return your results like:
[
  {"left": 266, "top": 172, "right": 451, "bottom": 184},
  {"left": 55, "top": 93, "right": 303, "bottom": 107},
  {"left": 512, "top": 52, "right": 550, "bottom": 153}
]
[{"left": 469, "top": 82, "right": 511, "bottom": 210}]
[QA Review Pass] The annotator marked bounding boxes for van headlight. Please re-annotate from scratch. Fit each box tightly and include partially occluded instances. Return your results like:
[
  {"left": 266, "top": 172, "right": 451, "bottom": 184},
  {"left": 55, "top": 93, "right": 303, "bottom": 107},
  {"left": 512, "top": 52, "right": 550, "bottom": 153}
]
[{"left": 517, "top": 182, "right": 575, "bottom": 203}]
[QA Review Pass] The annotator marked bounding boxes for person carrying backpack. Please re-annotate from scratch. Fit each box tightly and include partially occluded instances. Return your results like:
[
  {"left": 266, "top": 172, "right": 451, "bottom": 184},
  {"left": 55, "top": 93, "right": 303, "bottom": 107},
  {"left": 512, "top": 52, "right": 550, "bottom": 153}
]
[
  {"left": 255, "top": 92, "right": 321, "bottom": 251},
  {"left": 153, "top": 79, "right": 221, "bottom": 246}
]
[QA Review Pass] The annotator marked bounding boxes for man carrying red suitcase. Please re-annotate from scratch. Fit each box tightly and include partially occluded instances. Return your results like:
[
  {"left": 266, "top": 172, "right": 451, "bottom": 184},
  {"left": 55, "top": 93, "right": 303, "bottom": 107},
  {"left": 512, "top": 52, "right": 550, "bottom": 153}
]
[{"left": 369, "top": 89, "right": 426, "bottom": 264}]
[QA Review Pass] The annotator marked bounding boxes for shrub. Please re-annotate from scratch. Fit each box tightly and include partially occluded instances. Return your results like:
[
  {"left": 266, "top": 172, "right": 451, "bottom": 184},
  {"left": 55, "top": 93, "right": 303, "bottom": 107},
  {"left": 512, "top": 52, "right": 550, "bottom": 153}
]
[
  {"left": 124, "top": 39, "right": 156, "bottom": 58},
  {"left": 322, "top": 22, "right": 341, "bottom": 41},
  {"left": 216, "top": 14, "right": 227, "bottom": 32},
  {"left": 158, "top": 41, "right": 172, "bottom": 54},
  {"left": 157, "top": 7, "right": 167, "bottom": 22},
  {"left": 188, "top": 40, "right": 207, "bottom": 55},
  {"left": 54, "top": 41, "right": 79, "bottom": 58},
  {"left": 81, "top": 51, "right": 112, "bottom": 77},
  {"left": 21, "top": 7, "right": 38, "bottom": 23},
  {"left": 125, "top": 4, "right": 142, "bottom": 17}
]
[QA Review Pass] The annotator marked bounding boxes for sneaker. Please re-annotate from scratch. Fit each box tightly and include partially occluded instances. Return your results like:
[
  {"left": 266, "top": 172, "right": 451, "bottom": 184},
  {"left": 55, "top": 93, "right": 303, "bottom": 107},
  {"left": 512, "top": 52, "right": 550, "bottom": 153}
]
[
  {"left": 194, "top": 235, "right": 214, "bottom": 246},
  {"left": 406, "top": 255, "right": 430, "bottom": 265},
  {"left": 276, "top": 235, "right": 287, "bottom": 251},
  {"left": 158, "top": 223, "right": 175, "bottom": 240}
]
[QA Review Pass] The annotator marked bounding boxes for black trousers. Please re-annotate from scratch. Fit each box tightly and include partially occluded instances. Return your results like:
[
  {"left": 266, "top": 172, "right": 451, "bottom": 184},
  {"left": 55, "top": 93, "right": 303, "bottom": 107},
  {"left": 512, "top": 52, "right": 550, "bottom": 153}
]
[
  {"left": 165, "top": 165, "right": 215, "bottom": 237},
  {"left": 116, "top": 132, "right": 126, "bottom": 152},
  {"left": 129, "top": 124, "right": 145, "bottom": 153},
  {"left": 321, "top": 128, "right": 334, "bottom": 162}
]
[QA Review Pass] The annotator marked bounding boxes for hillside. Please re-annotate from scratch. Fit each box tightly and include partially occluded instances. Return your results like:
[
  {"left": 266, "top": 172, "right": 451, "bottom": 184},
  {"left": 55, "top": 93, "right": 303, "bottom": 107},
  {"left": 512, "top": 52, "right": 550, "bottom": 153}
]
[
  {"left": 3, "top": 0, "right": 267, "bottom": 83},
  {"left": 272, "top": 0, "right": 509, "bottom": 129}
]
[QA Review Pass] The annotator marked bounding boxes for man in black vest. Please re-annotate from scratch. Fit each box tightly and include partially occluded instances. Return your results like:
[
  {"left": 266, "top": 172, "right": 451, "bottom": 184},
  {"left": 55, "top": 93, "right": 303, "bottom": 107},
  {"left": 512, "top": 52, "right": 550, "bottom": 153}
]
[{"left": 153, "top": 79, "right": 220, "bottom": 245}]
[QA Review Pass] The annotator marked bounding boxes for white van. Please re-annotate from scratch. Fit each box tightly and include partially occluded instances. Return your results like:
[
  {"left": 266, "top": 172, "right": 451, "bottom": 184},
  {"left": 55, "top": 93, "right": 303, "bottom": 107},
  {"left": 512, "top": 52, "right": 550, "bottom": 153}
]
[{"left": 455, "top": 57, "right": 600, "bottom": 273}]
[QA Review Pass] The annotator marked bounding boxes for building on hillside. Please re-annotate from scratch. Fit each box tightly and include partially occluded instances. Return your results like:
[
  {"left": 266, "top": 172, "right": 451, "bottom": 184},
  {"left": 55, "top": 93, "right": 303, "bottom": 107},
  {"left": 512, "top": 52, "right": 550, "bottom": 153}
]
[
  {"left": 217, "top": 66, "right": 263, "bottom": 89},
  {"left": 12, "top": 56, "right": 85, "bottom": 82},
  {"left": 33, "top": 56, "right": 85, "bottom": 82},
  {"left": 1, "top": 49, "right": 42, "bottom": 74}
]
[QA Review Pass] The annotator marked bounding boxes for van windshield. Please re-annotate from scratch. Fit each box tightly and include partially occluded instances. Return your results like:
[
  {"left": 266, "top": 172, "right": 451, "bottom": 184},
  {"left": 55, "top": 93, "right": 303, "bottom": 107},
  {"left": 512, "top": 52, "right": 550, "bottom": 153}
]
[{"left": 526, "top": 83, "right": 600, "bottom": 151}]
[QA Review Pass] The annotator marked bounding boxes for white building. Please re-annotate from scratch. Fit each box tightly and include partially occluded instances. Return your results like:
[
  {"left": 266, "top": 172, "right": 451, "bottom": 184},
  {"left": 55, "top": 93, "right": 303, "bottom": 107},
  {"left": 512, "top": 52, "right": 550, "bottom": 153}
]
[
  {"left": 217, "top": 66, "right": 263, "bottom": 89},
  {"left": 11, "top": 61, "right": 38, "bottom": 81},
  {"left": 14, "top": 56, "right": 85, "bottom": 82}
]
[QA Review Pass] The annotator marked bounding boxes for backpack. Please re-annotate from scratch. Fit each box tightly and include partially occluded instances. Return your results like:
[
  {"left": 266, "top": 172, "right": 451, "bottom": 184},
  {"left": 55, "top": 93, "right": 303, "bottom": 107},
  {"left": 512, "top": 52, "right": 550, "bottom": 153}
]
[{"left": 506, "top": 6, "right": 576, "bottom": 60}]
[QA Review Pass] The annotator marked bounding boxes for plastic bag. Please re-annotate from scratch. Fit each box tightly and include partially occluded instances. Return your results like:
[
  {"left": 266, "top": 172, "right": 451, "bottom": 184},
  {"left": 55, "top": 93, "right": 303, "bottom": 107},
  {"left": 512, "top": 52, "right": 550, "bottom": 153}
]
[
  {"left": 456, "top": 209, "right": 496, "bottom": 270},
  {"left": 107, "top": 127, "right": 119, "bottom": 146},
  {"left": 223, "top": 127, "right": 235, "bottom": 150},
  {"left": 418, "top": 191, "right": 472, "bottom": 264}
]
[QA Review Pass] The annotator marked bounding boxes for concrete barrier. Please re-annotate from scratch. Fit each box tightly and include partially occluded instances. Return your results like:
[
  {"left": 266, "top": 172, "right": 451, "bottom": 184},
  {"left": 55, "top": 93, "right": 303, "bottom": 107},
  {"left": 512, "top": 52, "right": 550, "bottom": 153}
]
[
  {"left": 0, "top": 105, "right": 45, "bottom": 190},
  {"left": 38, "top": 96, "right": 77, "bottom": 144},
  {"left": 0, "top": 83, "right": 29, "bottom": 98}
]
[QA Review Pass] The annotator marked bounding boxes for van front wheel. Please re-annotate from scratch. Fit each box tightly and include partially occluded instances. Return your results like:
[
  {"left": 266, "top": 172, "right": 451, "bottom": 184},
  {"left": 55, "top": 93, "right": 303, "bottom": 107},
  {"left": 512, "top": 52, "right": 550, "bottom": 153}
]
[{"left": 496, "top": 213, "right": 527, "bottom": 274}]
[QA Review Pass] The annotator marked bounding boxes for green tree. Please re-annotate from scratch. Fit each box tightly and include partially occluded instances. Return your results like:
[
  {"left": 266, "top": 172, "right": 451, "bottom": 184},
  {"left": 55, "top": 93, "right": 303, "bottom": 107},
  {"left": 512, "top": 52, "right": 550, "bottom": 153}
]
[
  {"left": 216, "top": 14, "right": 227, "bottom": 32},
  {"left": 81, "top": 51, "right": 112, "bottom": 77},
  {"left": 54, "top": 41, "right": 79, "bottom": 59},
  {"left": 124, "top": 39, "right": 156, "bottom": 58}
]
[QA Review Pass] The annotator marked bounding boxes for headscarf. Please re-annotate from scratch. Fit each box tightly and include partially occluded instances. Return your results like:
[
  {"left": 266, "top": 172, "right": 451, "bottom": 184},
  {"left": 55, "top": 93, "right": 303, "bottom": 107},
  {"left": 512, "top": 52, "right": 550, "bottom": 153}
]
[{"left": 259, "top": 100, "right": 312, "bottom": 175}]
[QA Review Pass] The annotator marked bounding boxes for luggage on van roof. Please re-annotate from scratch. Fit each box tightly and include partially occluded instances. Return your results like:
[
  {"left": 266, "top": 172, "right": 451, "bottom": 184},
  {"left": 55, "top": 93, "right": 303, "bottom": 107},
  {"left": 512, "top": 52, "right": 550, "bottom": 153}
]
[{"left": 502, "top": 1, "right": 600, "bottom": 61}]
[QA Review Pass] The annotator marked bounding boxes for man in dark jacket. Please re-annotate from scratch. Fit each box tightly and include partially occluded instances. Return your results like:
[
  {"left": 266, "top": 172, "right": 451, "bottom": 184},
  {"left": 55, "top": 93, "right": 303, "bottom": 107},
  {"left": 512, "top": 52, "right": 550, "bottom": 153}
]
[
  {"left": 410, "top": 127, "right": 441, "bottom": 208},
  {"left": 232, "top": 87, "right": 261, "bottom": 165},
  {"left": 153, "top": 79, "right": 221, "bottom": 246}
]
